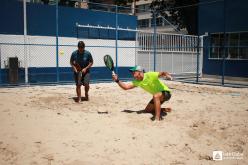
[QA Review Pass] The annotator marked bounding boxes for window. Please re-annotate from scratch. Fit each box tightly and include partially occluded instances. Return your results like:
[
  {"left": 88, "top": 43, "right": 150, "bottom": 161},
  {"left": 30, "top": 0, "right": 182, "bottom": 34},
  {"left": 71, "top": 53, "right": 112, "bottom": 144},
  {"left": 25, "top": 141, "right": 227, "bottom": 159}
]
[
  {"left": 210, "top": 33, "right": 226, "bottom": 58},
  {"left": 240, "top": 32, "right": 248, "bottom": 59},
  {"left": 209, "top": 32, "right": 248, "bottom": 60},
  {"left": 210, "top": 34, "right": 220, "bottom": 58},
  {"left": 138, "top": 19, "right": 150, "bottom": 28},
  {"left": 136, "top": 4, "right": 150, "bottom": 13},
  {"left": 228, "top": 33, "right": 239, "bottom": 59}
]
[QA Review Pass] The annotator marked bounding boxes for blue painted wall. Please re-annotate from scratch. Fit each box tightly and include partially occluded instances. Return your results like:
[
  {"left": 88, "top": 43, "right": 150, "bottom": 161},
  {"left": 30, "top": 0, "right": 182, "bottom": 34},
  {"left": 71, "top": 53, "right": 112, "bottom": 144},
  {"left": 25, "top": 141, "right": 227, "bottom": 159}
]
[
  {"left": 199, "top": 0, "right": 248, "bottom": 34},
  {"left": 0, "top": 0, "right": 137, "bottom": 39},
  {"left": 199, "top": 0, "right": 248, "bottom": 77},
  {"left": 0, "top": 1, "right": 137, "bottom": 84},
  {"left": 0, "top": 0, "right": 24, "bottom": 35},
  {"left": 0, "top": 67, "right": 133, "bottom": 84}
]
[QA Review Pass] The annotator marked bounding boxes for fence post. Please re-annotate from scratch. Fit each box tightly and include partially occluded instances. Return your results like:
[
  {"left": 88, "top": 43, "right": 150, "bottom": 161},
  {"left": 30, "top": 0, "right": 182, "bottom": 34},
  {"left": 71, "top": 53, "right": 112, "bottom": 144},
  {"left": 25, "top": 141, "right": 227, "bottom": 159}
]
[
  {"left": 152, "top": 11, "right": 157, "bottom": 72},
  {"left": 0, "top": 45, "right": 1, "bottom": 85},
  {"left": 222, "top": 0, "right": 226, "bottom": 86},
  {"left": 23, "top": 0, "right": 28, "bottom": 84},
  {"left": 56, "top": 0, "right": 59, "bottom": 82},
  {"left": 135, "top": 31, "right": 138, "bottom": 65},
  {"left": 196, "top": 35, "right": 200, "bottom": 83},
  {"left": 115, "top": 5, "right": 118, "bottom": 74}
]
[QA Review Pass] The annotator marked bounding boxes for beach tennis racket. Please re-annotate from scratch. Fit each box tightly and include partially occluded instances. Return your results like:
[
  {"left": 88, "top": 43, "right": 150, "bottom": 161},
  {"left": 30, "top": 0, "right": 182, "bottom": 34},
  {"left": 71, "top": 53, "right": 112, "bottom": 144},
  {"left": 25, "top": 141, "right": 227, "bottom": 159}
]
[
  {"left": 72, "top": 61, "right": 83, "bottom": 84},
  {"left": 103, "top": 54, "right": 115, "bottom": 75},
  {"left": 72, "top": 61, "right": 82, "bottom": 72}
]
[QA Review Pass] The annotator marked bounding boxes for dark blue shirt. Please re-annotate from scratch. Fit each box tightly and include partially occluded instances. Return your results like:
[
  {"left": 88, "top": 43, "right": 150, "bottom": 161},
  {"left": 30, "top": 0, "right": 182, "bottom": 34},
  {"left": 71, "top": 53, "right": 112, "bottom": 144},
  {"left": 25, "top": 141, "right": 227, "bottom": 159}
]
[{"left": 70, "top": 50, "right": 93, "bottom": 72}]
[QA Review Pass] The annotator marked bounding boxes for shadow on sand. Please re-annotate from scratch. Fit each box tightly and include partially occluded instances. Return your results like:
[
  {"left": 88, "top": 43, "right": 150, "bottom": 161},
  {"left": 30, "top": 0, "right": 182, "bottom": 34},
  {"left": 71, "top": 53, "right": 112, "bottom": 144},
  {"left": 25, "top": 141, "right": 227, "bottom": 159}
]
[
  {"left": 121, "top": 109, "right": 168, "bottom": 121},
  {"left": 70, "top": 97, "right": 89, "bottom": 103}
]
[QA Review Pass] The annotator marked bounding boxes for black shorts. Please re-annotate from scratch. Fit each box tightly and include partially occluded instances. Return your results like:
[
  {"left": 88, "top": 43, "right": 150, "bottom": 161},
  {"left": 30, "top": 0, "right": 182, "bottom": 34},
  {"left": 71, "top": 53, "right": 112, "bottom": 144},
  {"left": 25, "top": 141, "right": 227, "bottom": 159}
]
[
  {"left": 74, "top": 72, "right": 90, "bottom": 86},
  {"left": 149, "top": 91, "right": 171, "bottom": 104}
]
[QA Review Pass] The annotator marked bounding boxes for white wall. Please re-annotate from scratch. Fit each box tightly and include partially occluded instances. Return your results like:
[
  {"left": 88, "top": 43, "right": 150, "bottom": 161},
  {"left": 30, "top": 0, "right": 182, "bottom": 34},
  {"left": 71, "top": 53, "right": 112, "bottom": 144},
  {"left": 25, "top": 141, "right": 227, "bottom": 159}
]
[{"left": 0, "top": 34, "right": 136, "bottom": 68}]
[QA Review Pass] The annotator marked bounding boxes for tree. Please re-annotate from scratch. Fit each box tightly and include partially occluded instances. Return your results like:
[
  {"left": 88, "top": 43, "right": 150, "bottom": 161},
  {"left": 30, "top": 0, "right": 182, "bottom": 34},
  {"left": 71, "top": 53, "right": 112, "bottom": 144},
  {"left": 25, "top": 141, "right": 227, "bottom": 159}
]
[
  {"left": 150, "top": 0, "right": 198, "bottom": 35},
  {"left": 114, "top": 0, "right": 133, "bottom": 6}
]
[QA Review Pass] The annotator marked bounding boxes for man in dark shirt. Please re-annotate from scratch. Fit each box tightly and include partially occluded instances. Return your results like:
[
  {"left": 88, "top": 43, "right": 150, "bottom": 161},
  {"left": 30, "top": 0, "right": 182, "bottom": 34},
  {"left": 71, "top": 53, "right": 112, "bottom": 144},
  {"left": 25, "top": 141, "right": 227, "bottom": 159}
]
[{"left": 70, "top": 41, "right": 93, "bottom": 102}]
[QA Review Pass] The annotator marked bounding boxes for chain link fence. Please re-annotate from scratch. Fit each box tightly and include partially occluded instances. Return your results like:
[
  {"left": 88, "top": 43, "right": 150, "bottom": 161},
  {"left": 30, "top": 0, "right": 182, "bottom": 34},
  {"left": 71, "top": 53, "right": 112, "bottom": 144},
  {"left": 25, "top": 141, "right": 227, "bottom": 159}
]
[
  {"left": 1, "top": 1, "right": 247, "bottom": 87},
  {"left": 136, "top": 32, "right": 203, "bottom": 79},
  {"left": 0, "top": 33, "right": 201, "bottom": 85},
  {"left": 0, "top": 38, "right": 136, "bottom": 85}
]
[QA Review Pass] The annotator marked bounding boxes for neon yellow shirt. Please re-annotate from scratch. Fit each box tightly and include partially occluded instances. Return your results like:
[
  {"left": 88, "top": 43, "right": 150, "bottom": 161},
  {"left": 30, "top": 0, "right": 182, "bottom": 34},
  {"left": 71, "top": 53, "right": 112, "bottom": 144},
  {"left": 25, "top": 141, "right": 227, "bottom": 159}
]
[{"left": 132, "top": 72, "right": 171, "bottom": 95}]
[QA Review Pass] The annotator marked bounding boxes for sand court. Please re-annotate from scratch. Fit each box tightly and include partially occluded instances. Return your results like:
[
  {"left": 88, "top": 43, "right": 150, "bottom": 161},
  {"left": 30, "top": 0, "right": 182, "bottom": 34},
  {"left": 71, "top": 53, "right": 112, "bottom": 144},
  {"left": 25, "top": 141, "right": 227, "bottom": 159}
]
[{"left": 0, "top": 81, "right": 247, "bottom": 165}]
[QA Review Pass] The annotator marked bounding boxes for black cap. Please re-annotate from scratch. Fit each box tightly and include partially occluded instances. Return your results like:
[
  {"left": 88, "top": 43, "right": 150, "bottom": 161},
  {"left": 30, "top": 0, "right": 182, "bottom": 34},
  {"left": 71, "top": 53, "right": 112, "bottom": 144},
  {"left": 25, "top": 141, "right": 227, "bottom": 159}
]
[{"left": 78, "top": 41, "right": 85, "bottom": 48}]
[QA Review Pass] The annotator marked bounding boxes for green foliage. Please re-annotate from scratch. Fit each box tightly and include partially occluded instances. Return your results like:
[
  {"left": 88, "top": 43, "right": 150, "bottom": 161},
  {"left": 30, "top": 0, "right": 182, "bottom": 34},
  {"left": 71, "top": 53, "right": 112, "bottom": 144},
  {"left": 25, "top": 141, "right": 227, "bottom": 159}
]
[
  {"left": 150, "top": 0, "right": 198, "bottom": 35},
  {"left": 114, "top": 0, "right": 133, "bottom": 6}
]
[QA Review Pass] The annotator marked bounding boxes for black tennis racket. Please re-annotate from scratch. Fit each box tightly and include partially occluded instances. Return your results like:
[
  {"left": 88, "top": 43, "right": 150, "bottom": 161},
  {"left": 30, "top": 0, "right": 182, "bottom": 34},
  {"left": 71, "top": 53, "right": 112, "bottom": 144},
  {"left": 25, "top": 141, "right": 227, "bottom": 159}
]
[
  {"left": 72, "top": 61, "right": 83, "bottom": 85},
  {"left": 103, "top": 54, "right": 116, "bottom": 75}
]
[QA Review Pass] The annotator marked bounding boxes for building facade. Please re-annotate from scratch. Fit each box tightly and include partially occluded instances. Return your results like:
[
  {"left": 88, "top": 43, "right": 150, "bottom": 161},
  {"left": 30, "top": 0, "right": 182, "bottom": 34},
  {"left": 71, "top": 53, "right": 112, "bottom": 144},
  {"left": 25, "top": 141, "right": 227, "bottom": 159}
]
[
  {"left": 134, "top": 0, "right": 184, "bottom": 33},
  {"left": 198, "top": 0, "right": 248, "bottom": 78}
]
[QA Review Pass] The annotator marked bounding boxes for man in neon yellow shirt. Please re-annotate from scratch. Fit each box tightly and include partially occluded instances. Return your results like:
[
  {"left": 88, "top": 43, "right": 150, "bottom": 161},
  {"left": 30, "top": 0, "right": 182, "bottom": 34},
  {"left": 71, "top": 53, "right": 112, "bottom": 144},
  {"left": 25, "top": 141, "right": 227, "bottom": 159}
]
[{"left": 112, "top": 66, "right": 173, "bottom": 121}]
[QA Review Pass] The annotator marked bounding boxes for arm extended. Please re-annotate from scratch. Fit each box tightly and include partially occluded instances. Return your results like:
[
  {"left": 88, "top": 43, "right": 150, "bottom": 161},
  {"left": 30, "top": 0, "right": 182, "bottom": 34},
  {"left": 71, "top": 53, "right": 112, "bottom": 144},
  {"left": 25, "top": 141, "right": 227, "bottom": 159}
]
[
  {"left": 112, "top": 74, "right": 135, "bottom": 90},
  {"left": 158, "top": 72, "right": 173, "bottom": 80}
]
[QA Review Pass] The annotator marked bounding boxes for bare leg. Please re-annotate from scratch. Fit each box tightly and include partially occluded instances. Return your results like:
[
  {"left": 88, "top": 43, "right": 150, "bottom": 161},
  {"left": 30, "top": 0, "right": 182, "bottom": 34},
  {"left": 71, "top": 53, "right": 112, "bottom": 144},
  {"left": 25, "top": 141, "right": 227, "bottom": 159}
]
[
  {"left": 163, "top": 107, "right": 172, "bottom": 112},
  {"left": 76, "top": 85, "right": 81, "bottom": 102},
  {"left": 144, "top": 103, "right": 154, "bottom": 113},
  {"left": 144, "top": 104, "right": 171, "bottom": 113},
  {"left": 144, "top": 92, "right": 166, "bottom": 113},
  {"left": 84, "top": 84, "right": 89, "bottom": 101},
  {"left": 153, "top": 93, "right": 162, "bottom": 120},
  {"left": 144, "top": 92, "right": 172, "bottom": 120}
]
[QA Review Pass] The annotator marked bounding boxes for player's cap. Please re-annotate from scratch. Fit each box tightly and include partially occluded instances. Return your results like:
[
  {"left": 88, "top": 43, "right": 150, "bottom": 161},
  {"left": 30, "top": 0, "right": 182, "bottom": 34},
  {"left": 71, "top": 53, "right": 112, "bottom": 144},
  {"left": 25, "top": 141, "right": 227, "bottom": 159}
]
[
  {"left": 78, "top": 41, "right": 85, "bottom": 48},
  {"left": 129, "top": 65, "right": 143, "bottom": 72}
]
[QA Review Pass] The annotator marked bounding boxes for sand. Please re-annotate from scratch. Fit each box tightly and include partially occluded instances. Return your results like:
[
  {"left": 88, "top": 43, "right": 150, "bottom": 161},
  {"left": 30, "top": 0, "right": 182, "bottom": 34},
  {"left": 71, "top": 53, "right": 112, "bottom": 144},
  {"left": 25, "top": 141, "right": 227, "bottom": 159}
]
[{"left": 0, "top": 81, "right": 247, "bottom": 165}]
